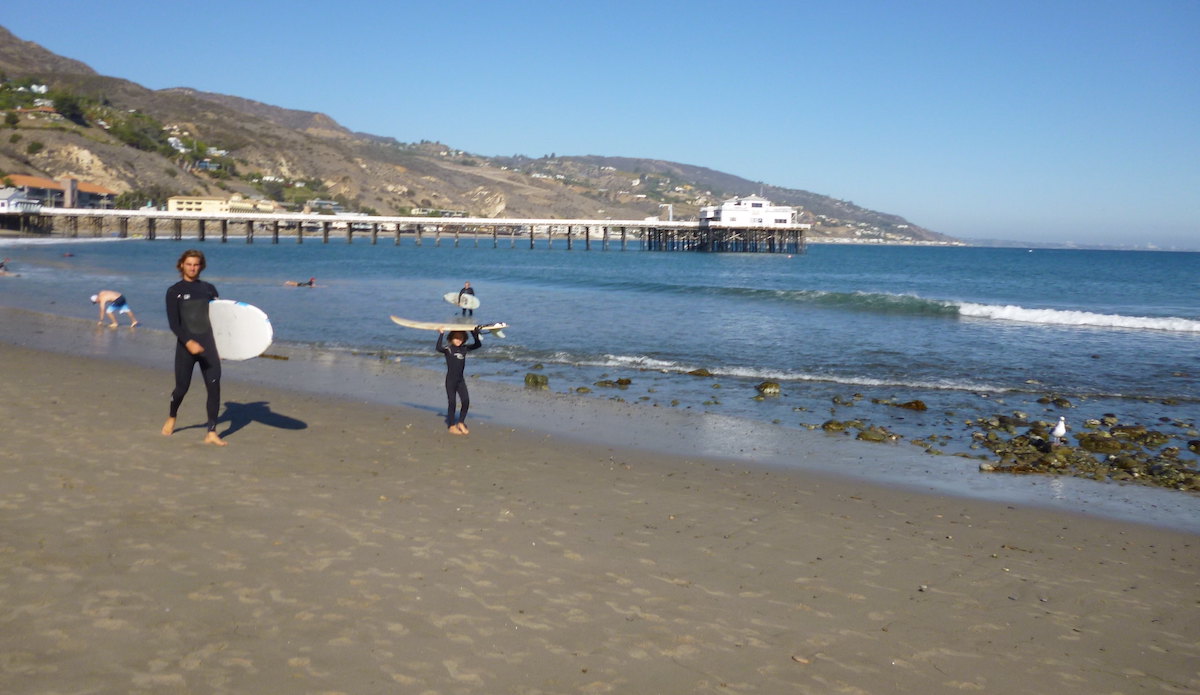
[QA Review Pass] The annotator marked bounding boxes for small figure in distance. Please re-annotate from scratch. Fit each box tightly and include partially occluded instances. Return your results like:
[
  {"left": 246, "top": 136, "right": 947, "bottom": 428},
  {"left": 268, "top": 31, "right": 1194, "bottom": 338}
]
[
  {"left": 91, "top": 290, "right": 140, "bottom": 327},
  {"left": 458, "top": 280, "right": 475, "bottom": 316},
  {"left": 436, "top": 327, "right": 482, "bottom": 435},
  {"left": 0, "top": 257, "right": 10, "bottom": 274},
  {"left": 284, "top": 277, "right": 317, "bottom": 287}
]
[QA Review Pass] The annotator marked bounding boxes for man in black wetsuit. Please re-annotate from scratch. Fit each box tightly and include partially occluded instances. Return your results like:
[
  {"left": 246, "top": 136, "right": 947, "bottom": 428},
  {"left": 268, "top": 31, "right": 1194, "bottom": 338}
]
[
  {"left": 162, "top": 249, "right": 226, "bottom": 446},
  {"left": 457, "top": 281, "right": 475, "bottom": 317},
  {"left": 436, "top": 328, "right": 482, "bottom": 435}
]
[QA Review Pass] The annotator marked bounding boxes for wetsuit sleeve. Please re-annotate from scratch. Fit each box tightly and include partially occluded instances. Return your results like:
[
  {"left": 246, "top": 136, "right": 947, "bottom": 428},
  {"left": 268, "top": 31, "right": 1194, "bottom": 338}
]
[
  {"left": 165, "top": 285, "right": 186, "bottom": 342},
  {"left": 435, "top": 333, "right": 446, "bottom": 353},
  {"left": 467, "top": 330, "right": 482, "bottom": 351}
]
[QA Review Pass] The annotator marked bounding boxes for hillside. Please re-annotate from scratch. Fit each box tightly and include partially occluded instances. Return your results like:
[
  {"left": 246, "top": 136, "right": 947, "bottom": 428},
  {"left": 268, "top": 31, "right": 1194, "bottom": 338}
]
[{"left": 0, "top": 25, "right": 955, "bottom": 243}]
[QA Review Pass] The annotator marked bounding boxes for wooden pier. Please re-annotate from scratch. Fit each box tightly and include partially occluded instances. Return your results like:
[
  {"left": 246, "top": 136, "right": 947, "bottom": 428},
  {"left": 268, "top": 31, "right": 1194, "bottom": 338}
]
[
  {"left": 8, "top": 209, "right": 807, "bottom": 254},
  {"left": 642, "top": 225, "right": 804, "bottom": 254}
]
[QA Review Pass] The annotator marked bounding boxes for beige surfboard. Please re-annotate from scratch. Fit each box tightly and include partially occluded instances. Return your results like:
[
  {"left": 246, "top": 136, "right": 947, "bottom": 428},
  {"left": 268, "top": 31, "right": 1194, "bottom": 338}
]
[{"left": 390, "top": 316, "right": 508, "bottom": 337}]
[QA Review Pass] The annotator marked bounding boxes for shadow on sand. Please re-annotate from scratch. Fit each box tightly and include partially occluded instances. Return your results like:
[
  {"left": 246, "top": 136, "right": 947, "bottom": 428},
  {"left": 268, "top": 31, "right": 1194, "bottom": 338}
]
[{"left": 217, "top": 400, "right": 308, "bottom": 439}]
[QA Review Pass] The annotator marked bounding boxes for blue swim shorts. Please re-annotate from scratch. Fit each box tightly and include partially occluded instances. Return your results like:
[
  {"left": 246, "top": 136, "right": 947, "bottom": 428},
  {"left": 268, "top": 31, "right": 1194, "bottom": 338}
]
[{"left": 106, "top": 296, "right": 131, "bottom": 314}]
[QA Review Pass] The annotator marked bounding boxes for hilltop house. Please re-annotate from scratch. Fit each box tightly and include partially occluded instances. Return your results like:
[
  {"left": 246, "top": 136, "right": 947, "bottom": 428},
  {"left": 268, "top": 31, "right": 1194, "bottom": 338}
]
[
  {"left": 2, "top": 174, "right": 116, "bottom": 209},
  {"left": 699, "top": 194, "right": 807, "bottom": 228}
]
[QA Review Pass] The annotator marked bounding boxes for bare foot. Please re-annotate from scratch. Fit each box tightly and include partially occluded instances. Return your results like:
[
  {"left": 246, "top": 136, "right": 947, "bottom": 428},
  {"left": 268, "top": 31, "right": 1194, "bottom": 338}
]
[
  {"left": 204, "top": 430, "right": 227, "bottom": 446},
  {"left": 130, "top": 321, "right": 139, "bottom": 327},
  {"left": 108, "top": 323, "right": 118, "bottom": 329},
  {"left": 449, "top": 425, "right": 466, "bottom": 436},
  {"left": 161, "top": 417, "right": 176, "bottom": 436},
  {"left": 455, "top": 422, "right": 469, "bottom": 435}
]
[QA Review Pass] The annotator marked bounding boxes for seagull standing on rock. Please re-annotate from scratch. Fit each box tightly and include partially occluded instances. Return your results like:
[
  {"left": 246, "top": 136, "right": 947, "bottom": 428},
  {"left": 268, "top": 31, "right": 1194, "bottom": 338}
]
[{"left": 1051, "top": 416, "right": 1068, "bottom": 446}]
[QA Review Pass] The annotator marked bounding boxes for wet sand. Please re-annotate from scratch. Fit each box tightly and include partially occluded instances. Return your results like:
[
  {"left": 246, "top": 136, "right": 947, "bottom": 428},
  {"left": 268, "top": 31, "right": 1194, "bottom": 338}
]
[{"left": 1, "top": 340, "right": 1198, "bottom": 694}]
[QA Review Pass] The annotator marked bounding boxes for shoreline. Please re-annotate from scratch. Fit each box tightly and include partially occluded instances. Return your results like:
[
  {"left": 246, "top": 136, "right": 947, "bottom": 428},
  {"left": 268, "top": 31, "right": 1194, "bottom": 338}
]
[
  {"left": 2, "top": 238, "right": 1196, "bottom": 479},
  {"left": 3, "top": 305, "right": 1199, "bottom": 535},
  {"left": 2, "top": 332, "right": 1198, "bottom": 692}
]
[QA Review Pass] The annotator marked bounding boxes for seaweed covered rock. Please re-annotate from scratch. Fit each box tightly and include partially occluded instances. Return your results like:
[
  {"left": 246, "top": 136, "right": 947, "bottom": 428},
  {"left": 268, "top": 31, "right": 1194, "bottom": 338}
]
[
  {"left": 1077, "top": 433, "right": 1124, "bottom": 455},
  {"left": 856, "top": 425, "right": 899, "bottom": 443}
]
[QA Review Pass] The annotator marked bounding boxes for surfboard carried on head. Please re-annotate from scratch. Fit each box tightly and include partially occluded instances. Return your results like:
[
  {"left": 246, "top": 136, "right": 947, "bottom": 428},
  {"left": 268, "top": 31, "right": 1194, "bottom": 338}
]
[
  {"left": 444, "top": 292, "right": 480, "bottom": 310},
  {"left": 390, "top": 315, "right": 507, "bottom": 338},
  {"left": 210, "top": 299, "right": 273, "bottom": 360}
]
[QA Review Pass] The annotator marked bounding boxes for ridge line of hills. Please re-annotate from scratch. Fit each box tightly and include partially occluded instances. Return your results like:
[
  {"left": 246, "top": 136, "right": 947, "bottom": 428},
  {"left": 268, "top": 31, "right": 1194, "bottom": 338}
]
[{"left": 0, "top": 25, "right": 956, "bottom": 244}]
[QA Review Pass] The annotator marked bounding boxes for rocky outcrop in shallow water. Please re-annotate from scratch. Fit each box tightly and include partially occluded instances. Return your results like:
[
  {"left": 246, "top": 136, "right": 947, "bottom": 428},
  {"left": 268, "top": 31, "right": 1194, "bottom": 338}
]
[
  {"left": 969, "top": 414, "right": 1200, "bottom": 491},
  {"left": 812, "top": 392, "right": 1198, "bottom": 492}
]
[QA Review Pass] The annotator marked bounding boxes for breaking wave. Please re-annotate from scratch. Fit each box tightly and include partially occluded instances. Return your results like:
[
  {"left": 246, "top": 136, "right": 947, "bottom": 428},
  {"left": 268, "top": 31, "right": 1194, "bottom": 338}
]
[{"left": 955, "top": 302, "right": 1200, "bottom": 332}]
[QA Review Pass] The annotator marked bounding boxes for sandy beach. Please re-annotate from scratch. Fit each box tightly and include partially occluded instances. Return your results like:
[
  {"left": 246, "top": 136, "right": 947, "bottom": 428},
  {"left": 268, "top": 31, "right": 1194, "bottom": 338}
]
[{"left": 1, "top": 334, "right": 1198, "bottom": 693}]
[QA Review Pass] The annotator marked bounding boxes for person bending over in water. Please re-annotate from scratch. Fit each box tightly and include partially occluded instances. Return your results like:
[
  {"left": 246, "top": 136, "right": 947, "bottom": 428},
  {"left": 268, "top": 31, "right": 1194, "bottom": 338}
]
[
  {"left": 436, "top": 327, "right": 482, "bottom": 435},
  {"left": 162, "top": 249, "right": 226, "bottom": 446},
  {"left": 91, "top": 289, "right": 139, "bottom": 327},
  {"left": 284, "top": 277, "right": 316, "bottom": 287}
]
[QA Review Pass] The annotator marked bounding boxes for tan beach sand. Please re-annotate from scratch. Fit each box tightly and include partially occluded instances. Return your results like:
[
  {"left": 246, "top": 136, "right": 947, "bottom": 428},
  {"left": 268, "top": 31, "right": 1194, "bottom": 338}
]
[{"left": 1, "top": 342, "right": 1197, "bottom": 694}]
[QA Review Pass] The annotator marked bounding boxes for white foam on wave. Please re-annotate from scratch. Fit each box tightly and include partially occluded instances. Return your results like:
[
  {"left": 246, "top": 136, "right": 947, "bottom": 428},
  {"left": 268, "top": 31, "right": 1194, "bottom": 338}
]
[
  {"left": 0, "top": 237, "right": 130, "bottom": 246},
  {"left": 587, "top": 353, "right": 681, "bottom": 371},
  {"left": 957, "top": 302, "right": 1200, "bottom": 332},
  {"left": 718, "top": 366, "right": 1010, "bottom": 393},
  {"left": 546, "top": 352, "right": 1012, "bottom": 394}
]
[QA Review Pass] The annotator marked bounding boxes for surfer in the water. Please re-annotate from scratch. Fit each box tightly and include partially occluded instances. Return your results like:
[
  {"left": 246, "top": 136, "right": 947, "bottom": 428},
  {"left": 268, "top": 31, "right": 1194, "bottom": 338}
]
[
  {"left": 284, "top": 277, "right": 316, "bottom": 287},
  {"left": 436, "top": 327, "right": 482, "bottom": 435},
  {"left": 162, "top": 249, "right": 226, "bottom": 446},
  {"left": 458, "top": 281, "right": 475, "bottom": 316}
]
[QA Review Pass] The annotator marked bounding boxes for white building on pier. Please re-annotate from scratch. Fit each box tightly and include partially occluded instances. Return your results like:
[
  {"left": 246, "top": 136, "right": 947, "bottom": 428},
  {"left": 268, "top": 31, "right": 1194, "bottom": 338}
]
[{"left": 699, "top": 194, "right": 806, "bottom": 228}]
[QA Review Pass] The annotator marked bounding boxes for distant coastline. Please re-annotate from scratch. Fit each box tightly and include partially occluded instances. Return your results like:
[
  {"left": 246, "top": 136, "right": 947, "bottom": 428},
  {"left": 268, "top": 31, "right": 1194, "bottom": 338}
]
[{"left": 795, "top": 237, "right": 1200, "bottom": 252}]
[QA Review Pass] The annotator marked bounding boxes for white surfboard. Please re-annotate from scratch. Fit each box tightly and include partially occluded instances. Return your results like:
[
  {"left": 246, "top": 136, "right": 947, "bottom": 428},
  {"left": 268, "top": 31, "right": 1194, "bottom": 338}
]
[
  {"left": 390, "top": 315, "right": 507, "bottom": 338},
  {"left": 443, "top": 291, "right": 480, "bottom": 310},
  {"left": 210, "top": 299, "right": 273, "bottom": 361}
]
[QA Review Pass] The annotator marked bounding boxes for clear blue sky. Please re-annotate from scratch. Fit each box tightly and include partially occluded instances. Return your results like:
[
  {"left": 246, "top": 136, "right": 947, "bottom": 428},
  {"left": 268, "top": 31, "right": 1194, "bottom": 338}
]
[{"left": 4, "top": 1, "right": 1198, "bottom": 248}]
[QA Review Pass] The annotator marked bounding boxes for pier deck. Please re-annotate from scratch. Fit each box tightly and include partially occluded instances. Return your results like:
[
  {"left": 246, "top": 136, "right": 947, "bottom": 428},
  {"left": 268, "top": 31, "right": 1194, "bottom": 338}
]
[{"left": 5, "top": 209, "right": 806, "bottom": 254}]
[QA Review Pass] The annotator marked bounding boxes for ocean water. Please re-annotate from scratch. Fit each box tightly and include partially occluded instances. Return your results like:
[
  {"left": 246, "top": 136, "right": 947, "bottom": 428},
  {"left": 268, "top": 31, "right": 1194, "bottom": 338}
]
[{"left": 2, "top": 236, "right": 1198, "bottom": 461}]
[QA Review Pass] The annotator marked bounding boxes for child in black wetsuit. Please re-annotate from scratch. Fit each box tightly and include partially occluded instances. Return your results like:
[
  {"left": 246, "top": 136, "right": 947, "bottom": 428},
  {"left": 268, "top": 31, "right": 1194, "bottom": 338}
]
[
  {"left": 162, "top": 249, "right": 225, "bottom": 446},
  {"left": 436, "top": 328, "right": 482, "bottom": 435}
]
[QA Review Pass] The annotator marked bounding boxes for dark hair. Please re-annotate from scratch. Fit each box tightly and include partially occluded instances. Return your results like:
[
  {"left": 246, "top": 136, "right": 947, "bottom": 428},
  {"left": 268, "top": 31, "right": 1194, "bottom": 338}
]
[
  {"left": 449, "top": 331, "right": 468, "bottom": 342},
  {"left": 176, "top": 249, "right": 207, "bottom": 275}
]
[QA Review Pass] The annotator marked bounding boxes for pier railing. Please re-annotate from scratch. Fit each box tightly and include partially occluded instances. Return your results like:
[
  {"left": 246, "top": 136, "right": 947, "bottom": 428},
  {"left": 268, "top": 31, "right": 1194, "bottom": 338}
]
[{"left": 7, "top": 208, "right": 807, "bottom": 254}]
